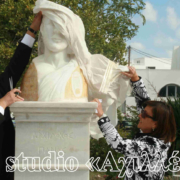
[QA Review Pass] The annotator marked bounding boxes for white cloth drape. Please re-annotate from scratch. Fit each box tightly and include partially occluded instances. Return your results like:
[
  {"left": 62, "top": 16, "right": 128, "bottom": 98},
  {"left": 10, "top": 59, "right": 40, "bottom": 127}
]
[
  {"left": 33, "top": 57, "right": 78, "bottom": 101},
  {"left": 33, "top": 0, "right": 131, "bottom": 139}
]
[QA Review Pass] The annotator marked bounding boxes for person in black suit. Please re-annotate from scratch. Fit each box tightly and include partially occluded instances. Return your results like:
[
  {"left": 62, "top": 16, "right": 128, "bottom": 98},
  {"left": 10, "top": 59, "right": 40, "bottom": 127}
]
[{"left": 0, "top": 11, "right": 42, "bottom": 180}]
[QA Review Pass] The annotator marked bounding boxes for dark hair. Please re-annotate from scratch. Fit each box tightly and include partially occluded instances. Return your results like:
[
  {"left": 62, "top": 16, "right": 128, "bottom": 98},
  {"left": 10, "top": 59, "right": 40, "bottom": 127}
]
[{"left": 143, "top": 101, "right": 176, "bottom": 143}]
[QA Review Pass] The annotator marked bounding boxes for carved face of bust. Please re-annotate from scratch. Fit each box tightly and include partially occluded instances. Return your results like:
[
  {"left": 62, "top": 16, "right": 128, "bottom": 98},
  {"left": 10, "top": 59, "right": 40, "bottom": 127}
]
[{"left": 41, "top": 16, "right": 68, "bottom": 52}]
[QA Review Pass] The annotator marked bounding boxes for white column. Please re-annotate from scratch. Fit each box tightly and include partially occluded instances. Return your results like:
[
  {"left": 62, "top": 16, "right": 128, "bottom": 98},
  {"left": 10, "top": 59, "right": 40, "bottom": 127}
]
[{"left": 10, "top": 102, "right": 97, "bottom": 180}]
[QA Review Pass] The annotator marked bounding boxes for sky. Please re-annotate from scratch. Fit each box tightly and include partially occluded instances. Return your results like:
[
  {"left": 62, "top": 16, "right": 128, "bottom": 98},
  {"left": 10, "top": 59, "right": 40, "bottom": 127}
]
[{"left": 126, "top": 0, "right": 180, "bottom": 62}]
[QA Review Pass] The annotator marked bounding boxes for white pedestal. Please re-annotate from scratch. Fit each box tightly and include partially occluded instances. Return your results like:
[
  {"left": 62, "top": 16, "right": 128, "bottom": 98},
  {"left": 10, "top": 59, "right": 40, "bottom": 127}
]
[{"left": 10, "top": 102, "right": 97, "bottom": 180}]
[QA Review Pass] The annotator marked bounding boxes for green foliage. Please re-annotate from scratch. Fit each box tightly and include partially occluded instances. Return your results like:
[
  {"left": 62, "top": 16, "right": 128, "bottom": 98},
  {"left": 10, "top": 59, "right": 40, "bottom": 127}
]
[
  {"left": 126, "top": 105, "right": 139, "bottom": 138},
  {"left": 117, "top": 108, "right": 123, "bottom": 124},
  {"left": 51, "top": 0, "right": 146, "bottom": 64},
  {"left": 0, "top": 0, "right": 146, "bottom": 84},
  {"left": 166, "top": 96, "right": 180, "bottom": 154},
  {"left": 160, "top": 96, "right": 180, "bottom": 177},
  {"left": 0, "top": 0, "right": 37, "bottom": 75}
]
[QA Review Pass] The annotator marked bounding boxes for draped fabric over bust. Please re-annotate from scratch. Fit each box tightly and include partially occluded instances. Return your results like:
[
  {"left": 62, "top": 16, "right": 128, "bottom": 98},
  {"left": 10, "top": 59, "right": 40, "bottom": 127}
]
[
  {"left": 33, "top": 0, "right": 131, "bottom": 139},
  {"left": 33, "top": 56, "right": 79, "bottom": 102}
]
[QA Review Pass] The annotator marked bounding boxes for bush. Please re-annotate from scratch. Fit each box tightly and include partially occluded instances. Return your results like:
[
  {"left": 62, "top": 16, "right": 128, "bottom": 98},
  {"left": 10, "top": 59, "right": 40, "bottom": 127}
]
[
  {"left": 90, "top": 136, "right": 125, "bottom": 180},
  {"left": 165, "top": 96, "right": 180, "bottom": 177},
  {"left": 125, "top": 105, "right": 139, "bottom": 139},
  {"left": 166, "top": 96, "right": 180, "bottom": 154}
]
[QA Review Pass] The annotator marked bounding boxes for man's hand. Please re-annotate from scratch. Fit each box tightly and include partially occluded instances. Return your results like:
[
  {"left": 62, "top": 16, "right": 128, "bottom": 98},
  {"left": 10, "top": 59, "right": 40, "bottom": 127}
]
[
  {"left": 27, "top": 11, "right": 43, "bottom": 38},
  {"left": 121, "top": 66, "right": 139, "bottom": 82},
  {"left": 0, "top": 89, "right": 24, "bottom": 109},
  {"left": 30, "top": 11, "right": 43, "bottom": 31},
  {"left": 92, "top": 99, "right": 104, "bottom": 117}
]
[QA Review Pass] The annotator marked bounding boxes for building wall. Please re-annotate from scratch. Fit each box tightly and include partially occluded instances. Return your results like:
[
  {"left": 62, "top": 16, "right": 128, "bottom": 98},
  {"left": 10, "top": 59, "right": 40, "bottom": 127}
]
[
  {"left": 126, "top": 69, "right": 180, "bottom": 109},
  {"left": 171, "top": 46, "right": 180, "bottom": 70},
  {"left": 131, "top": 57, "right": 171, "bottom": 70}
]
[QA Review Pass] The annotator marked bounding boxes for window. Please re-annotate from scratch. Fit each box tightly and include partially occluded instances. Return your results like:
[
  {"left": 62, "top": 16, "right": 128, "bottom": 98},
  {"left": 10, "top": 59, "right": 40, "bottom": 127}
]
[
  {"left": 158, "top": 84, "right": 180, "bottom": 97},
  {"left": 147, "top": 67, "right": 155, "bottom": 69},
  {"left": 137, "top": 60, "right": 140, "bottom": 64}
]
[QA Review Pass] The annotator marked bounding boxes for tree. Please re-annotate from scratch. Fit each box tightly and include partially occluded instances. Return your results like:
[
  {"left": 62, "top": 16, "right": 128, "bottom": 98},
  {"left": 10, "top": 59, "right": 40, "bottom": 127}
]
[{"left": 0, "top": 0, "right": 146, "bottom": 82}]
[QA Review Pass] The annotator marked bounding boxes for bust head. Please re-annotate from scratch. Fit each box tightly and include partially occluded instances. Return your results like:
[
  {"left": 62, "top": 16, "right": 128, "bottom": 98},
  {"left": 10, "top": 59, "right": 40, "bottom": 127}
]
[
  {"left": 34, "top": 0, "right": 90, "bottom": 59},
  {"left": 40, "top": 16, "right": 68, "bottom": 53}
]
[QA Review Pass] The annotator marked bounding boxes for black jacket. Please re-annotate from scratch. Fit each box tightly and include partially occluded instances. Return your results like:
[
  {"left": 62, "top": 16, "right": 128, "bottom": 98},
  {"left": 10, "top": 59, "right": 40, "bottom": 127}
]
[
  {"left": 0, "top": 42, "right": 32, "bottom": 180},
  {"left": 0, "top": 114, "right": 4, "bottom": 123}
]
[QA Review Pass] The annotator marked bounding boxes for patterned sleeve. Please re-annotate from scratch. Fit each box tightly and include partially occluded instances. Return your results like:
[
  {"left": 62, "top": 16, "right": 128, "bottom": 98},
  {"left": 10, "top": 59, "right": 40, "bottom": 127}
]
[
  {"left": 98, "top": 116, "right": 146, "bottom": 156},
  {"left": 130, "top": 76, "right": 151, "bottom": 114}
]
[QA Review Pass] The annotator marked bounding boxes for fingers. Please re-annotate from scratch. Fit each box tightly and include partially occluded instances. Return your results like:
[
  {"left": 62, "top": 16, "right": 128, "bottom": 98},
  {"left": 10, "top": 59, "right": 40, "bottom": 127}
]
[
  {"left": 128, "top": 66, "right": 137, "bottom": 77},
  {"left": 31, "top": 11, "right": 43, "bottom": 31},
  {"left": 15, "top": 95, "right": 24, "bottom": 101},
  {"left": 37, "top": 11, "right": 42, "bottom": 19},
  {"left": 121, "top": 72, "right": 131, "bottom": 78},
  {"left": 91, "top": 98, "right": 104, "bottom": 117},
  {"left": 91, "top": 98, "right": 100, "bottom": 104},
  {"left": 12, "top": 88, "right": 21, "bottom": 94},
  {"left": 39, "top": 11, "right": 42, "bottom": 17},
  {"left": 15, "top": 99, "right": 24, "bottom": 102},
  {"left": 129, "top": 66, "right": 136, "bottom": 73},
  {"left": 128, "top": 66, "right": 133, "bottom": 73},
  {"left": 91, "top": 99, "right": 97, "bottom": 102},
  {"left": 35, "top": 11, "right": 42, "bottom": 18},
  {"left": 94, "top": 98, "right": 100, "bottom": 103},
  {"left": 12, "top": 89, "right": 24, "bottom": 102}
]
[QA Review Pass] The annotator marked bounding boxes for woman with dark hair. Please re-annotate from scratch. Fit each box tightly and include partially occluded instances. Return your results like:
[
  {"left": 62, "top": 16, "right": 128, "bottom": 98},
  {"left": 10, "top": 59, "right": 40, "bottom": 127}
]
[{"left": 93, "top": 66, "right": 176, "bottom": 180}]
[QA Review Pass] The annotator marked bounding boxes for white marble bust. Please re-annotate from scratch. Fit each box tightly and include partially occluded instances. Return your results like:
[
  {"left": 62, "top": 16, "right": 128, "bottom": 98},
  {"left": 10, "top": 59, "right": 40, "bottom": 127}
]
[
  {"left": 33, "top": 15, "right": 88, "bottom": 102},
  {"left": 21, "top": 0, "right": 131, "bottom": 139}
]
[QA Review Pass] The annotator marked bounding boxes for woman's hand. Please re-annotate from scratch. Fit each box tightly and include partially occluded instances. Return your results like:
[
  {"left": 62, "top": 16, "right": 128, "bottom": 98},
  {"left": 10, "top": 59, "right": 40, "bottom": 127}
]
[
  {"left": 121, "top": 66, "right": 139, "bottom": 82},
  {"left": 91, "top": 99, "right": 104, "bottom": 117}
]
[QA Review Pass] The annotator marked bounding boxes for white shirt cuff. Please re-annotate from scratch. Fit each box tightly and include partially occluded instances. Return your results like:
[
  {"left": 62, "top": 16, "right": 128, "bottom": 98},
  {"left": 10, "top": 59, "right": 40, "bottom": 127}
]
[
  {"left": 99, "top": 113, "right": 107, "bottom": 119},
  {"left": 0, "top": 106, "right": 4, "bottom": 115},
  {"left": 21, "top": 34, "right": 35, "bottom": 48}
]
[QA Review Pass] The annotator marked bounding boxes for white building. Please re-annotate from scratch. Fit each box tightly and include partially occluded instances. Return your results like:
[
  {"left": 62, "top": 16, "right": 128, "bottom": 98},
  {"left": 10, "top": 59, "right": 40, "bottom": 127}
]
[
  {"left": 131, "top": 57, "right": 171, "bottom": 70},
  {"left": 124, "top": 46, "right": 180, "bottom": 113}
]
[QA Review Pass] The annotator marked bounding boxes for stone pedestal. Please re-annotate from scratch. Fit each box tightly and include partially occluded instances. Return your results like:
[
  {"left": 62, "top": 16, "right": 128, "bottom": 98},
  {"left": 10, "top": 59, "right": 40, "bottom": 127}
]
[{"left": 10, "top": 102, "right": 97, "bottom": 180}]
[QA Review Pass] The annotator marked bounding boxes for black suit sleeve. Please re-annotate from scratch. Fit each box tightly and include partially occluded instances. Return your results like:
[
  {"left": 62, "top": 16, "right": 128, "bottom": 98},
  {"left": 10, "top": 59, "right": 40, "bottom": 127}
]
[
  {"left": 0, "top": 42, "right": 32, "bottom": 97},
  {"left": 0, "top": 113, "right": 5, "bottom": 124}
]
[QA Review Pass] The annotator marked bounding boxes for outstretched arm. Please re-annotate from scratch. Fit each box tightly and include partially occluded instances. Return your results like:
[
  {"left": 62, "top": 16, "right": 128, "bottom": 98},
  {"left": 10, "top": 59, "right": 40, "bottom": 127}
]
[
  {"left": 121, "top": 66, "right": 150, "bottom": 114},
  {"left": 93, "top": 99, "right": 148, "bottom": 156},
  {"left": 0, "top": 11, "right": 42, "bottom": 96},
  {"left": 98, "top": 116, "right": 146, "bottom": 156},
  {"left": 130, "top": 77, "right": 151, "bottom": 114}
]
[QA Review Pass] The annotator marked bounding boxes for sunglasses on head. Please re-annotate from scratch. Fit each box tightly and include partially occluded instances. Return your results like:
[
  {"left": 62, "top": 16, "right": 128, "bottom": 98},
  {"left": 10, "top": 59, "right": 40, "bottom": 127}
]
[{"left": 141, "top": 109, "right": 156, "bottom": 121}]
